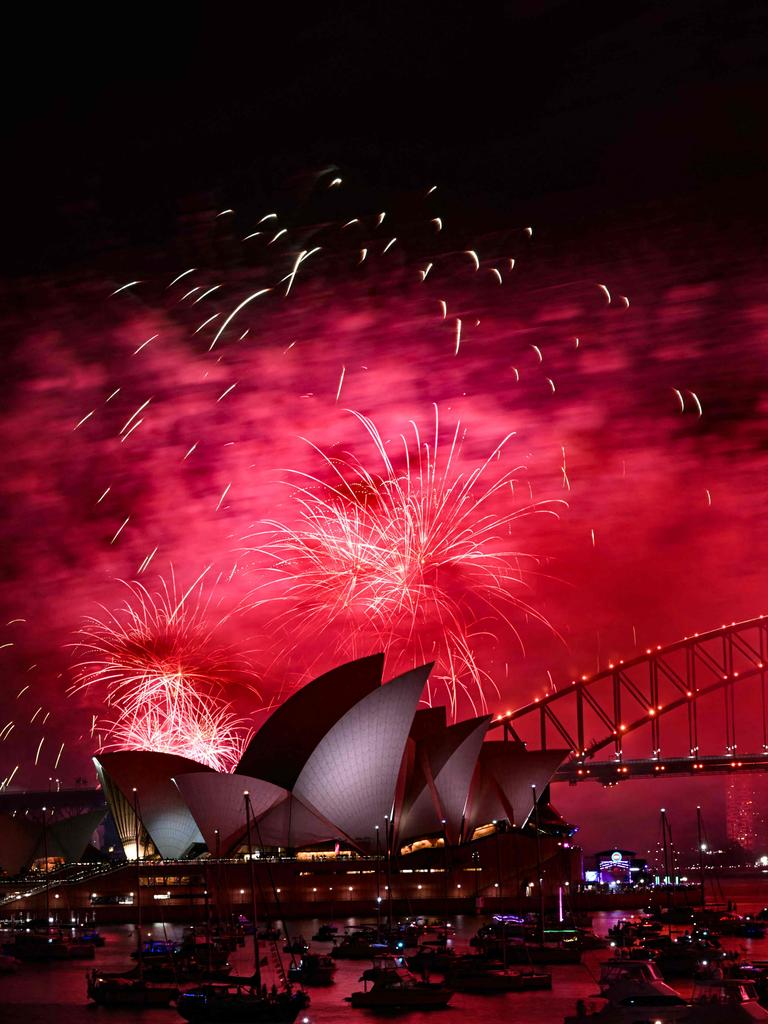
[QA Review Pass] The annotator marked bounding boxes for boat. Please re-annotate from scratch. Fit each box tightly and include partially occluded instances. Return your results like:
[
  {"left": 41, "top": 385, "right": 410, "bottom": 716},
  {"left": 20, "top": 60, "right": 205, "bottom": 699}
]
[
  {"left": 470, "top": 912, "right": 583, "bottom": 969},
  {"left": 654, "top": 938, "right": 730, "bottom": 979},
  {"left": 282, "top": 935, "right": 309, "bottom": 955},
  {"left": 564, "top": 958, "right": 688, "bottom": 1022},
  {"left": 578, "top": 927, "right": 608, "bottom": 950},
  {"left": 311, "top": 924, "right": 338, "bottom": 942},
  {"left": 5, "top": 929, "right": 95, "bottom": 961},
  {"left": 406, "top": 944, "right": 457, "bottom": 975},
  {"left": 86, "top": 969, "right": 178, "bottom": 1008},
  {"left": 176, "top": 792, "right": 308, "bottom": 1023},
  {"left": 681, "top": 978, "right": 768, "bottom": 1021},
  {"left": 347, "top": 956, "right": 453, "bottom": 1010},
  {"left": 87, "top": 791, "right": 181, "bottom": 1007},
  {"left": 131, "top": 938, "right": 181, "bottom": 961},
  {"left": 176, "top": 980, "right": 308, "bottom": 1023},
  {"left": 732, "top": 961, "right": 768, "bottom": 1006},
  {"left": 287, "top": 953, "right": 336, "bottom": 985},
  {"left": 330, "top": 929, "right": 390, "bottom": 960},
  {"left": 446, "top": 960, "right": 551, "bottom": 993},
  {"left": 713, "top": 913, "right": 766, "bottom": 938},
  {"left": 502, "top": 940, "right": 582, "bottom": 965}
]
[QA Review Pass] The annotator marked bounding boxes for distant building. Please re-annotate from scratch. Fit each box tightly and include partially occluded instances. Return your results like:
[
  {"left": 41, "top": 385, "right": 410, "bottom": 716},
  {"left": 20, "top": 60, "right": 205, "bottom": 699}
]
[
  {"left": 587, "top": 849, "right": 649, "bottom": 887},
  {"left": 726, "top": 775, "right": 758, "bottom": 853}
]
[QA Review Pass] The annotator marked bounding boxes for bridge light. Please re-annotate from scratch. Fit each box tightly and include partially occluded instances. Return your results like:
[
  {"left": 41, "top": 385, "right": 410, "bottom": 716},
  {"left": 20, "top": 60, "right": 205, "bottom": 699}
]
[
  {"left": 619, "top": 724, "right": 627, "bottom": 731},
  {"left": 687, "top": 691, "right": 693, "bottom": 697},
  {"left": 648, "top": 709, "right": 655, "bottom": 716}
]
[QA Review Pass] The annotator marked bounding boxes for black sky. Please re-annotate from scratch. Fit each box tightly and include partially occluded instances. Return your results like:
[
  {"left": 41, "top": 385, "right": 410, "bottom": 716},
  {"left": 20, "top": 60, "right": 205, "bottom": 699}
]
[{"left": 2, "top": 1, "right": 766, "bottom": 274}]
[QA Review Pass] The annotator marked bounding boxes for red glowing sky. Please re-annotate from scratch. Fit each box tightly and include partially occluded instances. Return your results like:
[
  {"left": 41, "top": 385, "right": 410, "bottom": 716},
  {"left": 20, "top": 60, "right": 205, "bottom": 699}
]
[
  {"left": 3, "top": 2, "right": 768, "bottom": 854},
  {"left": 2, "top": 189, "right": 768, "bottom": 857}
]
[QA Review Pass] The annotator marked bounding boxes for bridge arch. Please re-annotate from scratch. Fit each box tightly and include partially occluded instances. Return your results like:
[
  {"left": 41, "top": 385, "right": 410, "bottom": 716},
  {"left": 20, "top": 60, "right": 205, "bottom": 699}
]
[{"left": 492, "top": 615, "right": 768, "bottom": 782}]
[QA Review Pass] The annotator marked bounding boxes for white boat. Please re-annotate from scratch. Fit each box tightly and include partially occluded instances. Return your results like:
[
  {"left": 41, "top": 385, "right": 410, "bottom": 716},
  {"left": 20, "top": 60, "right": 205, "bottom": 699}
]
[
  {"left": 681, "top": 978, "right": 768, "bottom": 1022},
  {"left": 565, "top": 958, "right": 688, "bottom": 1023}
]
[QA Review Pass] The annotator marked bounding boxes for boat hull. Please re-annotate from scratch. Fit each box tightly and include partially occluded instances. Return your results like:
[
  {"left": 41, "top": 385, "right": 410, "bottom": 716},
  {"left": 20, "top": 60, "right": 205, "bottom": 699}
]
[
  {"left": 349, "top": 990, "right": 452, "bottom": 1009},
  {"left": 176, "top": 990, "right": 306, "bottom": 1023},
  {"left": 87, "top": 975, "right": 178, "bottom": 1008}
]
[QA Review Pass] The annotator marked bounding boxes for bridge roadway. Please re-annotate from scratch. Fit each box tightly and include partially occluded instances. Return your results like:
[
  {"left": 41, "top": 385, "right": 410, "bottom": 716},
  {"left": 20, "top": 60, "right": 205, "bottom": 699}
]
[{"left": 555, "top": 752, "right": 768, "bottom": 784}]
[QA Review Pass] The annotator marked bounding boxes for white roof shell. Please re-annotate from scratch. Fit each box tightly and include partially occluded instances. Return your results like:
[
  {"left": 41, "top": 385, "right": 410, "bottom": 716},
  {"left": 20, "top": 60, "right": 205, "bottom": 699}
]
[
  {"left": 96, "top": 751, "right": 212, "bottom": 859},
  {"left": 293, "top": 664, "right": 430, "bottom": 848}
]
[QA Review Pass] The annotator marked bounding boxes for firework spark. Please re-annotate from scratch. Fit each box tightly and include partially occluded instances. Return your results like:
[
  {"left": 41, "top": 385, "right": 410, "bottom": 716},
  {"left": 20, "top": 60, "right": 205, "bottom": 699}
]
[
  {"left": 70, "top": 571, "right": 253, "bottom": 771},
  {"left": 249, "top": 409, "right": 565, "bottom": 715}
]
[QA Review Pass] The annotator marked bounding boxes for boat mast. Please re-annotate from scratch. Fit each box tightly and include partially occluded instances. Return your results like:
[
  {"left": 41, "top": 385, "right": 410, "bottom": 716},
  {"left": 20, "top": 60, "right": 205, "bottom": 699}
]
[
  {"left": 385, "top": 814, "right": 394, "bottom": 933},
  {"left": 375, "top": 824, "right": 382, "bottom": 934},
  {"left": 531, "top": 785, "right": 545, "bottom": 945},
  {"left": 132, "top": 788, "right": 143, "bottom": 980},
  {"left": 660, "top": 807, "right": 671, "bottom": 885},
  {"left": 696, "top": 805, "right": 706, "bottom": 909},
  {"left": 41, "top": 804, "right": 50, "bottom": 930},
  {"left": 660, "top": 806, "right": 674, "bottom": 926},
  {"left": 243, "top": 791, "right": 262, "bottom": 990}
]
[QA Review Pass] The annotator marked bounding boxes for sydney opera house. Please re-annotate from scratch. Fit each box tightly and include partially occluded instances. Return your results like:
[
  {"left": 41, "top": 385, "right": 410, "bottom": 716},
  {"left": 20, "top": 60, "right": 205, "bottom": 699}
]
[{"left": 0, "top": 656, "right": 580, "bottom": 915}]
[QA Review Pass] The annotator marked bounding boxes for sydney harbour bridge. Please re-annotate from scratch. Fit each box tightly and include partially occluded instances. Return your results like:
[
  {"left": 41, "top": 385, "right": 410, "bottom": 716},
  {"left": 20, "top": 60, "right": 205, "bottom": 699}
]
[
  {"left": 3, "top": 615, "right": 768, "bottom": 824},
  {"left": 494, "top": 615, "right": 768, "bottom": 785}
]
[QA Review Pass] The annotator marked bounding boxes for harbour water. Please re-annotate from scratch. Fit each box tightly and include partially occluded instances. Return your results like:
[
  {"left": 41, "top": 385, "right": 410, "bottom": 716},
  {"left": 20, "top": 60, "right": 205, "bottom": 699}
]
[{"left": 4, "top": 879, "right": 768, "bottom": 1024}]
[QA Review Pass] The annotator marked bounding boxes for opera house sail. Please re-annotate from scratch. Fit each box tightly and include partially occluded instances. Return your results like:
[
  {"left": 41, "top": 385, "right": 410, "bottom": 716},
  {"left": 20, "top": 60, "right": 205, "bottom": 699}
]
[{"left": 0, "top": 655, "right": 571, "bottom": 875}]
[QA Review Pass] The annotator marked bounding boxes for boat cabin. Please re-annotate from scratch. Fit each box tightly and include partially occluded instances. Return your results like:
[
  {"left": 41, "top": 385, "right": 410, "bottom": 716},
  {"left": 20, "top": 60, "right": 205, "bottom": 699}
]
[
  {"left": 599, "top": 959, "right": 665, "bottom": 987},
  {"left": 691, "top": 978, "right": 761, "bottom": 1005}
]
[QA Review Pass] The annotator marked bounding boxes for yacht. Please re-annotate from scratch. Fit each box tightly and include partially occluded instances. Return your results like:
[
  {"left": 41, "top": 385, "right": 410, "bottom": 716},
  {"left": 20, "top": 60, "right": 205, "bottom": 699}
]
[
  {"left": 682, "top": 979, "right": 768, "bottom": 1022},
  {"left": 347, "top": 956, "right": 453, "bottom": 1010},
  {"left": 86, "top": 969, "right": 178, "bottom": 1009},
  {"left": 176, "top": 981, "right": 309, "bottom": 1023},
  {"left": 287, "top": 952, "right": 336, "bottom": 986},
  {"left": 564, "top": 958, "right": 688, "bottom": 1022}
]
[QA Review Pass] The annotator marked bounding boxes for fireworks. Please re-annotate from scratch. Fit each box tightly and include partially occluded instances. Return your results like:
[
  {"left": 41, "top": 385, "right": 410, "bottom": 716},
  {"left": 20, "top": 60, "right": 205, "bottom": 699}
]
[
  {"left": 71, "top": 572, "right": 253, "bottom": 771},
  {"left": 249, "top": 409, "right": 566, "bottom": 715}
]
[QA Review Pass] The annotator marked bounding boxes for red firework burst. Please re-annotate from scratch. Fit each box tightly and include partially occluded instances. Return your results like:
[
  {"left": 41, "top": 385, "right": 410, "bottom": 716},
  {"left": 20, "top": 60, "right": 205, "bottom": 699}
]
[
  {"left": 249, "top": 409, "right": 566, "bottom": 715},
  {"left": 71, "top": 570, "right": 253, "bottom": 771}
]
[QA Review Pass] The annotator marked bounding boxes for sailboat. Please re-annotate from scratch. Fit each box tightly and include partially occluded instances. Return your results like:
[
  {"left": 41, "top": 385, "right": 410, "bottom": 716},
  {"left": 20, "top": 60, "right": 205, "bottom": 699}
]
[
  {"left": 176, "top": 792, "right": 309, "bottom": 1024},
  {"left": 87, "top": 789, "right": 178, "bottom": 1008}
]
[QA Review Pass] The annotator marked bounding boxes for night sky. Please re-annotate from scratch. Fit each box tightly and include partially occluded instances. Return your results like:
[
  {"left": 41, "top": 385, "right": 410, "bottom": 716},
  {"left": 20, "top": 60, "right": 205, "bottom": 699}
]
[{"left": 2, "top": 1, "right": 768, "bottom": 856}]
